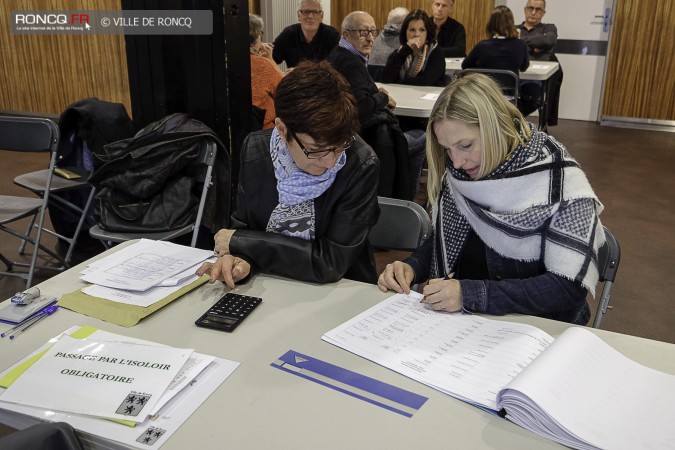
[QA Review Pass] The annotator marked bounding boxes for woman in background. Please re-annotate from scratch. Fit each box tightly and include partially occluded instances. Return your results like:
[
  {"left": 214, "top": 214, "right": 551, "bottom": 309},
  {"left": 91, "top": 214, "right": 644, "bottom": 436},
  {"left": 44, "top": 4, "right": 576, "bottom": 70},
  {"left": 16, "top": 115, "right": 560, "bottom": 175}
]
[
  {"left": 381, "top": 9, "right": 446, "bottom": 86},
  {"left": 378, "top": 73, "right": 605, "bottom": 325},
  {"left": 462, "top": 6, "right": 529, "bottom": 81},
  {"left": 249, "top": 14, "right": 284, "bottom": 130}
]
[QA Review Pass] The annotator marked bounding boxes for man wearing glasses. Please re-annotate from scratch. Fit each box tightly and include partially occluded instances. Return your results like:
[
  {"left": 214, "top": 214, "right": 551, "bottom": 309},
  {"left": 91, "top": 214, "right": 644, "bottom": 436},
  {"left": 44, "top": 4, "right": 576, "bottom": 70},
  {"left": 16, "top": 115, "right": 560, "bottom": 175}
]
[
  {"left": 272, "top": 0, "right": 340, "bottom": 68},
  {"left": 328, "top": 11, "right": 426, "bottom": 201},
  {"left": 517, "top": 0, "right": 563, "bottom": 126},
  {"left": 200, "top": 61, "right": 380, "bottom": 286},
  {"left": 517, "top": 0, "right": 557, "bottom": 61}
]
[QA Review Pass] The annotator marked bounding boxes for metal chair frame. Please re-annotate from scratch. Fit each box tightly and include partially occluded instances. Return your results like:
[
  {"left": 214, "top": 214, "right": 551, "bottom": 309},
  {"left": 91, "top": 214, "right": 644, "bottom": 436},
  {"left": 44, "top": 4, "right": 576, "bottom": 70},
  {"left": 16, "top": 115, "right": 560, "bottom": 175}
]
[
  {"left": 0, "top": 116, "right": 61, "bottom": 287},
  {"left": 592, "top": 226, "right": 621, "bottom": 328},
  {"left": 88, "top": 137, "right": 218, "bottom": 248}
]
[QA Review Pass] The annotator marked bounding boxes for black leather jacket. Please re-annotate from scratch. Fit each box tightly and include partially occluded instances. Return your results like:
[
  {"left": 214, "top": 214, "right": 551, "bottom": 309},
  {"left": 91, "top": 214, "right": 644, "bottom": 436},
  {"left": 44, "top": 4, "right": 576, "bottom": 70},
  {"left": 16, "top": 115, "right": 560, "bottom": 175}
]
[{"left": 229, "top": 129, "right": 380, "bottom": 284}]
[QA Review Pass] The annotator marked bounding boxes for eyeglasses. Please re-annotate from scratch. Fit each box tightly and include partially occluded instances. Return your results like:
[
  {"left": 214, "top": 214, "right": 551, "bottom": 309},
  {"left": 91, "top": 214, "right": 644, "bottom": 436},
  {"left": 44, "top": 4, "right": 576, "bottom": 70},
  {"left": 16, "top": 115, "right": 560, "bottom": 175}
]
[
  {"left": 298, "top": 9, "right": 322, "bottom": 16},
  {"left": 347, "top": 29, "right": 381, "bottom": 38},
  {"left": 291, "top": 131, "right": 356, "bottom": 159},
  {"left": 525, "top": 6, "right": 545, "bottom": 13}
]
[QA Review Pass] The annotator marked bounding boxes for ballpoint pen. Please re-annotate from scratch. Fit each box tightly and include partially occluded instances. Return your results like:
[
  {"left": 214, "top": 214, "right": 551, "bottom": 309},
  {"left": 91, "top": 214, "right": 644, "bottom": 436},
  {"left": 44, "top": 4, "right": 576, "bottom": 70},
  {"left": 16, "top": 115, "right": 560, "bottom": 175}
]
[
  {"left": 6, "top": 305, "right": 59, "bottom": 340},
  {"left": 1, "top": 311, "right": 44, "bottom": 338}
]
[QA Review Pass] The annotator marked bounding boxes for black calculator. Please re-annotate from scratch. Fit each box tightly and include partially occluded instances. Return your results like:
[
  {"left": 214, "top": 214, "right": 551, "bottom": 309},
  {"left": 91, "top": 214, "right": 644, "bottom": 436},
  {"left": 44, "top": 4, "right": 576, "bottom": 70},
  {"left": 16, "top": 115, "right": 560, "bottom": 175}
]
[{"left": 195, "top": 293, "right": 262, "bottom": 332}]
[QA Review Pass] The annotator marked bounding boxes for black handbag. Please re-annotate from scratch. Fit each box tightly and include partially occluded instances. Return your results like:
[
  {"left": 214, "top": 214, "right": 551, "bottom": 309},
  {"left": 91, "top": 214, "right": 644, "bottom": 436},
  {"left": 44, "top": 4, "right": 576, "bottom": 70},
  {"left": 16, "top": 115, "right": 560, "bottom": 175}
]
[{"left": 95, "top": 176, "right": 198, "bottom": 233}]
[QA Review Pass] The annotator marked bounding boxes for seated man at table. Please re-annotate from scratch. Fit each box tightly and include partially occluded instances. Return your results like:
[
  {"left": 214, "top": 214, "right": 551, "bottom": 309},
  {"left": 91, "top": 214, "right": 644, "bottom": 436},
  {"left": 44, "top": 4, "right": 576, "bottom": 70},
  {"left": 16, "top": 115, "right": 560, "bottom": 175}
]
[
  {"left": 196, "top": 61, "right": 380, "bottom": 287},
  {"left": 517, "top": 0, "right": 563, "bottom": 126},
  {"left": 328, "top": 11, "right": 426, "bottom": 199},
  {"left": 272, "top": 0, "right": 340, "bottom": 68},
  {"left": 431, "top": 0, "right": 466, "bottom": 57}
]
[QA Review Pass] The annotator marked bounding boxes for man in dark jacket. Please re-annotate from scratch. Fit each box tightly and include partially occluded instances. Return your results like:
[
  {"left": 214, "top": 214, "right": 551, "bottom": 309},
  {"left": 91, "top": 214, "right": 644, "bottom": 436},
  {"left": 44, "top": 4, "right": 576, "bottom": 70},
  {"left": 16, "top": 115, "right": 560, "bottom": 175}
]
[
  {"left": 272, "top": 0, "right": 340, "bottom": 68},
  {"left": 197, "top": 61, "right": 380, "bottom": 286},
  {"left": 328, "top": 11, "right": 426, "bottom": 200},
  {"left": 432, "top": 0, "right": 466, "bottom": 57},
  {"left": 517, "top": 0, "right": 563, "bottom": 126}
]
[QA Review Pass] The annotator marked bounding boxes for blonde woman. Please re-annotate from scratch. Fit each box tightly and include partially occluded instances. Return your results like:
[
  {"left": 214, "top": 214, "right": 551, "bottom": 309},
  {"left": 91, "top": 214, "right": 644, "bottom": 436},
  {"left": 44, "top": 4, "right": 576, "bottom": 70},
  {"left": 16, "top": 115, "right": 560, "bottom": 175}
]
[{"left": 378, "top": 73, "right": 605, "bottom": 325}]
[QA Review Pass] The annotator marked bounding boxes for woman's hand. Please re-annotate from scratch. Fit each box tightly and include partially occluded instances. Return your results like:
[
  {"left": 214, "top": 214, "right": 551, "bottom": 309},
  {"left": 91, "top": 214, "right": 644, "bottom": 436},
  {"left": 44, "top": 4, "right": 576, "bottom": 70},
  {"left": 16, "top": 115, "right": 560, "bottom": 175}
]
[
  {"left": 378, "top": 261, "right": 415, "bottom": 294},
  {"left": 420, "top": 277, "right": 462, "bottom": 312},
  {"left": 195, "top": 255, "right": 251, "bottom": 288},
  {"left": 214, "top": 229, "right": 235, "bottom": 256},
  {"left": 258, "top": 42, "right": 274, "bottom": 60},
  {"left": 407, "top": 37, "right": 424, "bottom": 53}
]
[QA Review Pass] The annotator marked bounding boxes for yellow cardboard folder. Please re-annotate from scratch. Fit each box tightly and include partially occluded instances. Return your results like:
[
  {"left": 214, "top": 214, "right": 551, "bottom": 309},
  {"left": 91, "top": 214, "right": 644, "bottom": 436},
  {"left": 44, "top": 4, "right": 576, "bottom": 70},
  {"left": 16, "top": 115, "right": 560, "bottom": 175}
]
[{"left": 57, "top": 276, "right": 208, "bottom": 327}]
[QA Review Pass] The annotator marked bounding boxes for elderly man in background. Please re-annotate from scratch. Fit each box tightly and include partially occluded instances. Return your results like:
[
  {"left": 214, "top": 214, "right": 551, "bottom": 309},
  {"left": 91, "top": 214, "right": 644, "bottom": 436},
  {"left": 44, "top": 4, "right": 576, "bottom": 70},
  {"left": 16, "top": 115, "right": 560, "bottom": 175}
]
[
  {"left": 517, "top": 0, "right": 557, "bottom": 61},
  {"left": 328, "top": 11, "right": 426, "bottom": 199},
  {"left": 517, "top": 0, "right": 563, "bottom": 126},
  {"left": 368, "top": 7, "right": 409, "bottom": 67},
  {"left": 431, "top": 0, "right": 466, "bottom": 57},
  {"left": 273, "top": 0, "right": 340, "bottom": 68}
]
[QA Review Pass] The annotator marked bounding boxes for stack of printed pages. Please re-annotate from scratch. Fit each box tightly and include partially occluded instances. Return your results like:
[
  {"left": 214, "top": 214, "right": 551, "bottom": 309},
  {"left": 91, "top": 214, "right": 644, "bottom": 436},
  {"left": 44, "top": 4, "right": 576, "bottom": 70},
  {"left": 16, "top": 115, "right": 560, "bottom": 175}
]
[
  {"left": 0, "top": 326, "right": 239, "bottom": 449},
  {"left": 323, "top": 293, "right": 675, "bottom": 450},
  {"left": 79, "top": 239, "right": 215, "bottom": 307}
]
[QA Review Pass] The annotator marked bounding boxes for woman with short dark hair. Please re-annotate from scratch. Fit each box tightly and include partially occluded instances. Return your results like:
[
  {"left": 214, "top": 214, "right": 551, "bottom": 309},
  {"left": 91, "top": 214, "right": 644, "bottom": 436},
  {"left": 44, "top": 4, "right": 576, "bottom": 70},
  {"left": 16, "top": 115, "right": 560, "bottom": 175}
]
[
  {"left": 197, "top": 61, "right": 380, "bottom": 286},
  {"left": 381, "top": 9, "right": 446, "bottom": 86}
]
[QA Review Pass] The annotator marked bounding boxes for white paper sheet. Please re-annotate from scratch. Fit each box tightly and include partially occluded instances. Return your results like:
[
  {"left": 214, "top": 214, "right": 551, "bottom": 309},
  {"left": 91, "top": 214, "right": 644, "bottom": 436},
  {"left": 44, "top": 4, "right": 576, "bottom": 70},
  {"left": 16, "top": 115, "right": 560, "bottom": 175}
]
[
  {"left": 80, "top": 239, "right": 213, "bottom": 291},
  {"left": 1, "top": 335, "right": 192, "bottom": 422},
  {"left": 497, "top": 327, "right": 675, "bottom": 450},
  {"left": 420, "top": 93, "right": 440, "bottom": 101},
  {"left": 0, "top": 326, "right": 239, "bottom": 449}
]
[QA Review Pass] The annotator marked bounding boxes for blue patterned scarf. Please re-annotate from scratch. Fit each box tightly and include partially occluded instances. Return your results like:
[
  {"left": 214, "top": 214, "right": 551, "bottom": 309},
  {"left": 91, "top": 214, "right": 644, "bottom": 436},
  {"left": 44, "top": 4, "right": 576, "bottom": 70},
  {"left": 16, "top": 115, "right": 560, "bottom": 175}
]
[{"left": 266, "top": 127, "right": 346, "bottom": 240}]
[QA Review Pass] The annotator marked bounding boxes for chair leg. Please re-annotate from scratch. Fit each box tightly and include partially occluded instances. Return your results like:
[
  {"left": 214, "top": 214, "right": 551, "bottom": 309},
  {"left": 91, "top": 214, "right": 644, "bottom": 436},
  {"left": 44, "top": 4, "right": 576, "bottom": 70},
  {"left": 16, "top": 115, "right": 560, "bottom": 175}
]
[
  {"left": 18, "top": 213, "right": 38, "bottom": 255},
  {"left": 592, "top": 281, "right": 614, "bottom": 329},
  {"left": 0, "top": 252, "right": 14, "bottom": 271},
  {"left": 63, "top": 187, "right": 96, "bottom": 266}
]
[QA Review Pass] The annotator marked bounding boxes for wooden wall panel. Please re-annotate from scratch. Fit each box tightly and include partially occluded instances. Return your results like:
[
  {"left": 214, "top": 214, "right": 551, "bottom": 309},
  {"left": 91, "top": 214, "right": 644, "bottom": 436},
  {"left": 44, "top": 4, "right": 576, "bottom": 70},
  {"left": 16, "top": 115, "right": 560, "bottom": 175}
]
[
  {"left": 602, "top": 0, "right": 674, "bottom": 120},
  {"left": 330, "top": 0, "right": 493, "bottom": 54},
  {"left": 0, "top": 0, "right": 130, "bottom": 116}
]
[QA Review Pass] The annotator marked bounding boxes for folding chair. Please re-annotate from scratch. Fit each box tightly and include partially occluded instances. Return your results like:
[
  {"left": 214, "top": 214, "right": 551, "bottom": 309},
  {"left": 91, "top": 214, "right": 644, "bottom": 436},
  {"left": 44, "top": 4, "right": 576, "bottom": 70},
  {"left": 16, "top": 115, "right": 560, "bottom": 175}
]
[
  {"left": 88, "top": 137, "right": 218, "bottom": 248},
  {"left": 592, "top": 226, "right": 621, "bottom": 328},
  {"left": 458, "top": 68, "right": 520, "bottom": 105},
  {"left": 369, "top": 196, "right": 432, "bottom": 252},
  {"left": 0, "top": 116, "right": 62, "bottom": 288},
  {"left": 14, "top": 156, "right": 96, "bottom": 270}
]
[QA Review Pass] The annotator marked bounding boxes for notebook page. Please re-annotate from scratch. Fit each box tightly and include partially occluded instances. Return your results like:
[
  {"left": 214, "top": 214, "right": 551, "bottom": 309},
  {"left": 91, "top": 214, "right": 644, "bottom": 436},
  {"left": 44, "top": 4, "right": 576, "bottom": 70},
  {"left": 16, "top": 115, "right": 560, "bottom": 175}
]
[
  {"left": 323, "top": 293, "right": 554, "bottom": 411},
  {"left": 497, "top": 327, "right": 675, "bottom": 450}
]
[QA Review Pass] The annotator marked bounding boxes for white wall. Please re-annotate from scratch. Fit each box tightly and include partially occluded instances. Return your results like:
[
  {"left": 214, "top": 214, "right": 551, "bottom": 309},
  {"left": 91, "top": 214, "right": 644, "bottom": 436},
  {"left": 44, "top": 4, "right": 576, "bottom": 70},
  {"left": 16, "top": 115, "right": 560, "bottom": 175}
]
[{"left": 504, "top": 0, "right": 612, "bottom": 121}]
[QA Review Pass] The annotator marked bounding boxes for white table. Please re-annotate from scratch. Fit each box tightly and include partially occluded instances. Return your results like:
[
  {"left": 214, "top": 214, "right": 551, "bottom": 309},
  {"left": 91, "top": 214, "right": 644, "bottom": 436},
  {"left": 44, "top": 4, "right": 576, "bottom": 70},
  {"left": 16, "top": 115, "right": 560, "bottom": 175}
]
[
  {"left": 2, "top": 242, "right": 675, "bottom": 449},
  {"left": 376, "top": 82, "right": 444, "bottom": 118},
  {"left": 445, "top": 58, "right": 559, "bottom": 81},
  {"left": 446, "top": 58, "right": 560, "bottom": 130}
]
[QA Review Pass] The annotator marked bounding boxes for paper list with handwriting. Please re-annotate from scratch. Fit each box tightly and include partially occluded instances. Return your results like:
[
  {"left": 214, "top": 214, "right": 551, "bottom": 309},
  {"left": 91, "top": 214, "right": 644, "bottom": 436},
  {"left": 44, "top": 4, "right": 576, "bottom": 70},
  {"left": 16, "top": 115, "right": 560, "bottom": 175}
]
[
  {"left": 322, "top": 292, "right": 553, "bottom": 412},
  {"left": 323, "top": 293, "right": 675, "bottom": 450}
]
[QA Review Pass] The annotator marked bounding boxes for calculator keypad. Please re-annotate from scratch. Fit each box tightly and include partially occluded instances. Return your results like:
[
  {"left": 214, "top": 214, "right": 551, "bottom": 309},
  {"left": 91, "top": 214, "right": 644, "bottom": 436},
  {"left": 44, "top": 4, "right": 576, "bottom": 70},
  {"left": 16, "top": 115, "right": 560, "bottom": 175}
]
[{"left": 195, "top": 293, "right": 262, "bottom": 332}]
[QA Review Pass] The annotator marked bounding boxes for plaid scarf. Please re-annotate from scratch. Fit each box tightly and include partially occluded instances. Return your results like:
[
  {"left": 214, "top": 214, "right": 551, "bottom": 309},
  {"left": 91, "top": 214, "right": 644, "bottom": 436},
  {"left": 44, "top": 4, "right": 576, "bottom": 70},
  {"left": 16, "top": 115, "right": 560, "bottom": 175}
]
[{"left": 431, "top": 124, "right": 605, "bottom": 294}]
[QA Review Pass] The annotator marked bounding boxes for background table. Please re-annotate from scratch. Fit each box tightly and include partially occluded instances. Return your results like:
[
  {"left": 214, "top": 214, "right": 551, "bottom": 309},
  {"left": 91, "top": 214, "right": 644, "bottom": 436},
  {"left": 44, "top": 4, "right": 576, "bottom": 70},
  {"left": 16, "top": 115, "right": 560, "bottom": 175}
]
[
  {"left": 1, "top": 242, "right": 674, "bottom": 449},
  {"left": 376, "top": 83, "right": 444, "bottom": 118},
  {"left": 446, "top": 58, "right": 560, "bottom": 131}
]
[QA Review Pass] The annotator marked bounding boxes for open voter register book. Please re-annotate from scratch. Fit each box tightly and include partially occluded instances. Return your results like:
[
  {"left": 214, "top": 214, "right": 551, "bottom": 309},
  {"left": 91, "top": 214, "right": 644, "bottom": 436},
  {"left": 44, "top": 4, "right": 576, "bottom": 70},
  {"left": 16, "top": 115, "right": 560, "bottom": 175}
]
[{"left": 322, "top": 292, "right": 675, "bottom": 450}]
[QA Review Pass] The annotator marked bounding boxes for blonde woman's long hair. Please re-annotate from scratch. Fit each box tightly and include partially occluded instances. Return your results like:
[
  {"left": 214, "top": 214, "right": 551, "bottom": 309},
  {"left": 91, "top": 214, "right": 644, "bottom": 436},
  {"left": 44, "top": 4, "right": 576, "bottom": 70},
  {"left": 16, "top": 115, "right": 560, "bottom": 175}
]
[{"left": 425, "top": 73, "right": 532, "bottom": 206}]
